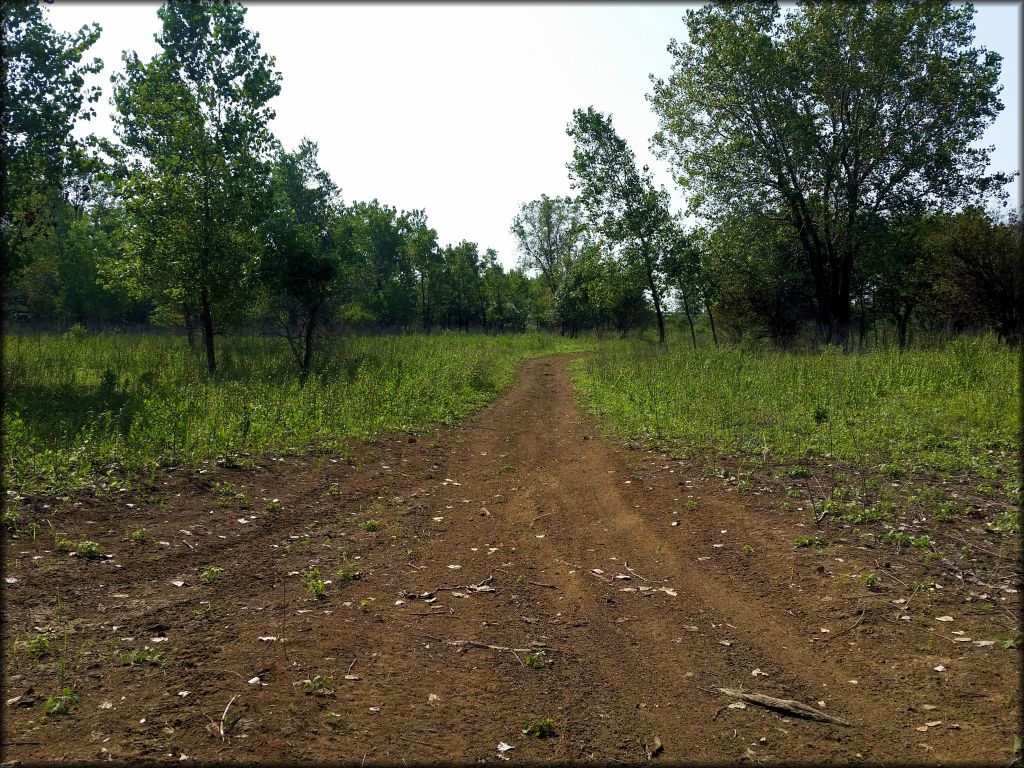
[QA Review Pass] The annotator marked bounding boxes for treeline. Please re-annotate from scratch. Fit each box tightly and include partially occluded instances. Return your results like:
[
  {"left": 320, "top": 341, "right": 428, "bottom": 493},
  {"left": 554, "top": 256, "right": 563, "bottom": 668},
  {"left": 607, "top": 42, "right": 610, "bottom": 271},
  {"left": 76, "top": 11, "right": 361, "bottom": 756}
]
[
  {"left": 513, "top": 2, "right": 1020, "bottom": 349},
  {"left": 2, "top": 2, "right": 551, "bottom": 378},
  {"left": 3, "top": 1, "right": 1020, "bottom": 373}
]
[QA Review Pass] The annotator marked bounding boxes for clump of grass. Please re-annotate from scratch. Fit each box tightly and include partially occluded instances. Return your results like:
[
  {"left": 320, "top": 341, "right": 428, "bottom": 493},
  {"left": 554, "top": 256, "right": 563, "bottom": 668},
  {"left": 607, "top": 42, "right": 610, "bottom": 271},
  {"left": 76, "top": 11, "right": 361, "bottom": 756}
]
[
  {"left": 122, "top": 648, "right": 164, "bottom": 667},
  {"left": 4, "top": 333, "right": 590, "bottom": 496},
  {"left": 127, "top": 527, "right": 148, "bottom": 543},
  {"left": 301, "top": 675, "right": 334, "bottom": 694},
  {"left": 75, "top": 540, "right": 104, "bottom": 559},
  {"left": 43, "top": 687, "right": 79, "bottom": 715},
  {"left": 522, "top": 716, "right": 557, "bottom": 738},
  {"left": 358, "top": 519, "right": 382, "bottom": 532},
  {"left": 793, "top": 535, "right": 827, "bottom": 549},
  {"left": 26, "top": 633, "right": 52, "bottom": 661},
  {"left": 201, "top": 565, "right": 225, "bottom": 584},
  {"left": 302, "top": 567, "right": 327, "bottom": 600},
  {"left": 524, "top": 650, "right": 550, "bottom": 669}
]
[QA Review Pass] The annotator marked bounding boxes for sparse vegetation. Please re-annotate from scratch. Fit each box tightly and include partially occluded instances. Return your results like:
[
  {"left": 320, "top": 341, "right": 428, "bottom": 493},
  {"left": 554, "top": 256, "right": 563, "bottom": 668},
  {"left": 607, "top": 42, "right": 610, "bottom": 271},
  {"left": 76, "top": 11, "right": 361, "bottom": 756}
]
[
  {"left": 302, "top": 567, "right": 327, "bottom": 600},
  {"left": 522, "top": 716, "right": 557, "bottom": 738},
  {"left": 201, "top": 565, "right": 225, "bottom": 584}
]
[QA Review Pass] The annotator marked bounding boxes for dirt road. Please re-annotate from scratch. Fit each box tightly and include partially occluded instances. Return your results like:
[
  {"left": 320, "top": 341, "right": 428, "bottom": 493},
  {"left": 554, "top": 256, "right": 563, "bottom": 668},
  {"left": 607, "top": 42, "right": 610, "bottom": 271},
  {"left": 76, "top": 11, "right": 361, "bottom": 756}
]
[{"left": 2, "top": 355, "right": 1019, "bottom": 764}]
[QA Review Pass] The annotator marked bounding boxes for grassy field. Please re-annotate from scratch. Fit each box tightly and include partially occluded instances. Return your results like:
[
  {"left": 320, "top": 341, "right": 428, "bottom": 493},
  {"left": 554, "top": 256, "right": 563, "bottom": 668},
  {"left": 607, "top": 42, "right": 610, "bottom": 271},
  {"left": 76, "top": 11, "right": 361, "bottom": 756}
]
[
  {"left": 572, "top": 336, "right": 1020, "bottom": 531},
  {"left": 3, "top": 331, "right": 589, "bottom": 496}
]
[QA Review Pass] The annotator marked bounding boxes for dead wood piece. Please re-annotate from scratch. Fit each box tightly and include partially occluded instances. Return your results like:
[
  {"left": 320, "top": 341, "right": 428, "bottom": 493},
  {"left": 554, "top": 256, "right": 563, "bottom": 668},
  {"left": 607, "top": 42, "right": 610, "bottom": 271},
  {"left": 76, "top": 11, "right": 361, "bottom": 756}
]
[
  {"left": 716, "top": 688, "right": 851, "bottom": 726},
  {"left": 446, "top": 639, "right": 549, "bottom": 654},
  {"left": 529, "top": 512, "right": 553, "bottom": 527},
  {"left": 528, "top": 581, "right": 558, "bottom": 589},
  {"left": 624, "top": 560, "right": 660, "bottom": 583},
  {"left": 403, "top": 574, "right": 495, "bottom": 600}
]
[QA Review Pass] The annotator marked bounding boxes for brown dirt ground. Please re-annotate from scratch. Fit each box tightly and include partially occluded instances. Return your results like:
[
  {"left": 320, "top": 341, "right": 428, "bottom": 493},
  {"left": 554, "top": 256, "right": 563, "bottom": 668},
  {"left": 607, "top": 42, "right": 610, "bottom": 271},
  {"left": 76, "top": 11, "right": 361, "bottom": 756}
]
[{"left": 2, "top": 354, "right": 1021, "bottom": 765}]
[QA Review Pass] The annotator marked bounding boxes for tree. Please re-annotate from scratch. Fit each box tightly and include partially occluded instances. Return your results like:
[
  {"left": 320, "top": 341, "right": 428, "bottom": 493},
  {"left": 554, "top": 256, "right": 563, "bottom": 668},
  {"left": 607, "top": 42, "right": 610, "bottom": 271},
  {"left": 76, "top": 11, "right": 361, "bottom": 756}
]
[
  {"left": 111, "top": 0, "right": 281, "bottom": 373},
  {"left": 929, "top": 207, "right": 1021, "bottom": 346},
  {"left": 568, "top": 107, "right": 672, "bottom": 345},
  {"left": 402, "top": 209, "right": 440, "bottom": 332},
  {"left": 260, "top": 139, "right": 340, "bottom": 380},
  {"left": 511, "top": 195, "right": 582, "bottom": 299},
  {"left": 650, "top": 1, "right": 1008, "bottom": 347},
  {"left": 1, "top": 1, "right": 101, "bottom": 282}
]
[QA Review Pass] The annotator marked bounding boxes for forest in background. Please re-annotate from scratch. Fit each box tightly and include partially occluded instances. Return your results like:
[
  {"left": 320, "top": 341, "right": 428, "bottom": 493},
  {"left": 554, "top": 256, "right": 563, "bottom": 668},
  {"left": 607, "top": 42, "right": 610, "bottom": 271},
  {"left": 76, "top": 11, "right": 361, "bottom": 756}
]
[{"left": 2, "top": 0, "right": 1020, "bottom": 378}]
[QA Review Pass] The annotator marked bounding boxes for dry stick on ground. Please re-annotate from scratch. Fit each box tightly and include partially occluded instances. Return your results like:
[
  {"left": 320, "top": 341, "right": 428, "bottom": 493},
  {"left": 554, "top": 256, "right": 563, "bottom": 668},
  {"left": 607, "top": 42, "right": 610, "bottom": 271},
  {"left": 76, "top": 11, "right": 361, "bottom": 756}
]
[
  {"left": 528, "top": 581, "right": 558, "bottom": 589},
  {"left": 715, "top": 688, "right": 851, "bottom": 726},
  {"left": 529, "top": 512, "right": 553, "bottom": 527},
  {"left": 220, "top": 695, "right": 238, "bottom": 741},
  {"left": 623, "top": 560, "right": 660, "bottom": 583},
  {"left": 403, "top": 575, "right": 495, "bottom": 600},
  {"left": 446, "top": 639, "right": 549, "bottom": 653},
  {"left": 827, "top": 606, "right": 866, "bottom": 640}
]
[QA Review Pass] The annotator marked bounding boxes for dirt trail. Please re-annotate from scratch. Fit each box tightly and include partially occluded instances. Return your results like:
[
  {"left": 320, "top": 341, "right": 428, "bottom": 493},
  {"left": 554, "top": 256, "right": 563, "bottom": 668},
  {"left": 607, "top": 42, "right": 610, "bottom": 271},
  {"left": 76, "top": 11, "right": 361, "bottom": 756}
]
[{"left": 3, "top": 354, "right": 1020, "bottom": 764}]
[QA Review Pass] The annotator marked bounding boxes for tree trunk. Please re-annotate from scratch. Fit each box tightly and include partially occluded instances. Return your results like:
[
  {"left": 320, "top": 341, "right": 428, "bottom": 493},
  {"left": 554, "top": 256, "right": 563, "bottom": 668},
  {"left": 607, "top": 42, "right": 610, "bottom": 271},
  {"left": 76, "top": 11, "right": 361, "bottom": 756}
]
[
  {"left": 184, "top": 305, "right": 195, "bottom": 348},
  {"left": 682, "top": 293, "right": 697, "bottom": 349},
  {"left": 646, "top": 257, "right": 666, "bottom": 346},
  {"left": 300, "top": 304, "right": 319, "bottom": 384},
  {"left": 199, "top": 285, "right": 216, "bottom": 374},
  {"left": 704, "top": 289, "right": 719, "bottom": 349},
  {"left": 895, "top": 304, "right": 914, "bottom": 352}
]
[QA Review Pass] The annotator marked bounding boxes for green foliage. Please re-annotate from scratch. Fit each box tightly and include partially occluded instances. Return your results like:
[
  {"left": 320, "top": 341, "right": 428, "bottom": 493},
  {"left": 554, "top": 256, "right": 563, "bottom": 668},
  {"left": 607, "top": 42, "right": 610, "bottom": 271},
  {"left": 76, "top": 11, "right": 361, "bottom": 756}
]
[
  {"left": 122, "top": 648, "right": 164, "bottom": 667},
  {"left": 358, "top": 519, "right": 382, "bottom": 533},
  {"left": 572, "top": 340, "right": 1017, "bottom": 485},
  {"left": 201, "top": 566, "right": 224, "bottom": 584},
  {"left": 522, "top": 717, "right": 557, "bottom": 738},
  {"left": 302, "top": 567, "right": 327, "bottom": 600},
  {"left": 43, "top": 687, "right": 79, "bottom": 716},
  {"left": 524, "top": 650, "right": 550, "bottom": 669},
  {"left": 3, "top": 332, "right": 587, "bottom": 495},
  {"left": 74, "top": 540, "right": 104, "bottom": 559}
]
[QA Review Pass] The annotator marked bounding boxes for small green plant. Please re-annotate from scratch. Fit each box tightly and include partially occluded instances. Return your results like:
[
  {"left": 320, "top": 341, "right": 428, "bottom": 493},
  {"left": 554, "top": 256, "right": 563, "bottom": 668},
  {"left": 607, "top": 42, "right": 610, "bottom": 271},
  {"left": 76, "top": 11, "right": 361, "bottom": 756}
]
[
  {"left": 75, "top": 540, "right": 104, "bottom": 559},
  {"left": 358, "top": 598, "right": 370, "bottom": 613},
  {"left": 265, "top": 501, "right": 282, "bottom": 513},
  {"left": 358, "top": 519, "right": 382, "bottom": 532},
  {"left": 684, "top": 499, "right": 699, "bottom": 511},
  {"left": 909, "top": 534, "right": 933, "bottom": 549},
  {"left": 201, "top": 565, "right": 225, "bottom": 584},
  {"left": 986, "top": 509, "right": 1020, "bottom": 535},
  {"left": 878, "top": 529, "right": 909, "bottom": 546},
  {"left": 122, "top": 648, "right": 165, "bottom": 667},
  {"left": 860, "top": 572, "right": 880, "bottom": 590},
  {"left": 878, "top": 463, "right": 903, "bottom": 478},
  {"left": 788, "top": 465, "right": 810, "bottom": 478},
  {"left": 302, "top": 674, "right": 334, "bottom": 694},
  {"left": 128, "top": 528, "right": 148, "bottom": 543},
  {"left": 303, "top": 567, "right": 327, "bottom": 600},
  {"left": 405, "top": 548, "right": 415, "bottom": 559},
  {"left": 742, "top": 543, "right": 754, "bottom": 555},
  {"left": 327, "top": 482, "right": 343, "bottom": 496},
  {"left": 524, "top": 650, "right": 550, "bottom": 669},
  {"left": 43, "top": 687, "right": 79, "bottom": 716},
  {"left": 335, "top": 563, "right": 360, "bottom": 583},
  {"left": 3, "top": 507, "right": 22, "bottom": 534},
  {"left": 792, "top": 535, "right": 827, "bottom": 549},
  {"left": 522, "top": 716, "right": 557, "bottom": 739},
  {"left": 26, "top": 633, "right": 52, "bottom": 661},
  {"left": 999, "top": 629, "right": 1021, "bottom": 650}
]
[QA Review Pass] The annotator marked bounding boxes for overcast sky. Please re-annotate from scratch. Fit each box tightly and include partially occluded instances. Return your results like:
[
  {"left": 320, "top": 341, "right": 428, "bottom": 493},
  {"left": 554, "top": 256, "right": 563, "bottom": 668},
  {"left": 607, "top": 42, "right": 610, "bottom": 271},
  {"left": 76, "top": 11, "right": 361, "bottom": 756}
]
[{"left": 50, "top": 2, "right": 1021, "bottom": 270}]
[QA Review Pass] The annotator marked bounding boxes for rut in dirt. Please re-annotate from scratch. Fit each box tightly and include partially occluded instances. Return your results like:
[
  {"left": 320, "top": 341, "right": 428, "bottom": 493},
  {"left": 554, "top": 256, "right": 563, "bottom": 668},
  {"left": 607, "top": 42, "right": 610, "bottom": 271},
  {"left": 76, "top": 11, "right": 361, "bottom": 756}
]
[{"left": 2, "top": 354, "right": 1019, "bottom": 765}]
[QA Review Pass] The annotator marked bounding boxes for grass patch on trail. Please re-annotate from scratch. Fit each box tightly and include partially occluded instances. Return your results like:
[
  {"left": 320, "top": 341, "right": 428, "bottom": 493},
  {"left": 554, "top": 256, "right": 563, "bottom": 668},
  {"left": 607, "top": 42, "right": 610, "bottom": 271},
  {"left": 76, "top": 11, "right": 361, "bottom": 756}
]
[
  {"left": 572, "top": 337, "right": 1018, "bottom": 480},
  {"left": 3, "top": 331, "right": 588, "bottom": 495},
  {"left": 572, "top": 336, "right": 1020, "bottom": 544}
]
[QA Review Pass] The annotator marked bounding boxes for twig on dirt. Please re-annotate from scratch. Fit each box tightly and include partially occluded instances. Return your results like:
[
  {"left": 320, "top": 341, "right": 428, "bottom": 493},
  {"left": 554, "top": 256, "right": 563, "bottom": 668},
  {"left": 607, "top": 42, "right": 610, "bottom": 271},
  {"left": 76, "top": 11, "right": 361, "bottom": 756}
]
[
  {"left": 219, "top": 695, "right": 238, "bottom": 741},
  {"left": 348, "top": 658, "right": 357, "bottom": 674},
  {"left": 402, "top": 575, "right": 495, "bottom": 601},
  {"left": 715, "top": 688, "right": 851, "bottom": 726},
  {"left": 827, "top": 607, "right": 866, "bottom": 639},
  {"left": 181, "top": 538, "right": 195, "bottom": 550},
  {"left": 528, "top": 581, "right": 558, "bottom": 589},
  {"left": 623, "top": 560, "right": 660, "bottom": 583},
  {"left": 395, "top": 734, "right": 436, "bottom": 748},
  {"left": 446, "top": 639, "right": 549, "bottom": 653},
  {"left": 529, "top": 512, "right": 552, "bottom": 528}
]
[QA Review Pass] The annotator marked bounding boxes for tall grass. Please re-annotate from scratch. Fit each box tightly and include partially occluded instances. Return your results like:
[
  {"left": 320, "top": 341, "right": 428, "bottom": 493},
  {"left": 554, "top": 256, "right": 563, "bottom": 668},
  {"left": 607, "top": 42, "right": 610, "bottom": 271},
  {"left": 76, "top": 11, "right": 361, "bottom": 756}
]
[
  {"left": 571, "top": 336, "right": 1019, "bottom": 479},
  {"left": 3, "top": 331, "right": 588, "bottom": 494}
]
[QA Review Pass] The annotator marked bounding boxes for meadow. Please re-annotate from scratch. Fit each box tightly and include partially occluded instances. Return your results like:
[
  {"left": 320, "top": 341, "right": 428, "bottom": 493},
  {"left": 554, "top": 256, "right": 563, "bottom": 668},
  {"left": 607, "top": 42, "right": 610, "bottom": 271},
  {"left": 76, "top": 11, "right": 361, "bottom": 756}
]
[
  {"left": 2, "top": 331, "right": 589, "bottom": 496},
  {"left": 571, "top": 336, "right": 1020, "bottom": 531}
]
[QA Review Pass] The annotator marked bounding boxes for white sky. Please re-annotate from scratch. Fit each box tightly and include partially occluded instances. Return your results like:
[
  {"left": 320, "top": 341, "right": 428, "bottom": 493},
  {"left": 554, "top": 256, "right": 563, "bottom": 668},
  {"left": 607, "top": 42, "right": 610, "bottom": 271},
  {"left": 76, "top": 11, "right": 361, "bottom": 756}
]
[{"left": 50, "top": 2, "right": 1021, "bottom": 270}]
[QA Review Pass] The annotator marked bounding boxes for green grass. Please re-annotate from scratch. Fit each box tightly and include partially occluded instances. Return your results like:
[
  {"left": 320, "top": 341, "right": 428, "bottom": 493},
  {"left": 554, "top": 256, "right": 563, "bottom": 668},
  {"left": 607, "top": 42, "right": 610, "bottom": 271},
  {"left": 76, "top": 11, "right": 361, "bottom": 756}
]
[
  {"left": 3, "top": 331, "right": 588, "bottom": 494},
  {"left": 572, "top": 336, "right": 1017, "bottom": 480}
]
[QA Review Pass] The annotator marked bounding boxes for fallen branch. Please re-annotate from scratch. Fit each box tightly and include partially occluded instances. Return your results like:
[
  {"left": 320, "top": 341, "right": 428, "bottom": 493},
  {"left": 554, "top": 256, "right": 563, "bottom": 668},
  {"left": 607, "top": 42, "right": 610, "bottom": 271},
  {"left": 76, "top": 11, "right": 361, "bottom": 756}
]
[
  {"left": 446, "top": 639, "right": 549, "bottom": 654},
  {"left": 528, "top": 581, "right": 558, "bottom": 589},
  {"left": 529, "top": 512, "right": 553, "bottom": 528},
  {"left": 402, "top": 575, "right": 495, "bottom": 601},
  {"left": 715, "top": 688, "right": 851, "bottom": 726},
  {"left": 220, "top": 694, "right": 238, "bottom": 740},
  {"left": 623, "top": 561, "right": 660, "bottom": 583},
  {"left": 828, "top": 607, "right": 866, "bottom": 639}
]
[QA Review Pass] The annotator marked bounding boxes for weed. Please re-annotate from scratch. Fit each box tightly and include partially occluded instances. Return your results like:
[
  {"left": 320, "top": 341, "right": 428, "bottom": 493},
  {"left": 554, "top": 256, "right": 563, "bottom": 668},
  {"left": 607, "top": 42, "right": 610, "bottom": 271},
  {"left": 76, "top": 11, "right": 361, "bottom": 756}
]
[
  {"left": 335, "top": 563, "right": 360, "bottom": 583},
  {"left": 522, "top": 717, "right": 557, "bottom": 739},
  {"left": 265, "top": 501, "right": 282, "bottom": 513},
  {"left": 524, "top": 650, "right": 550, "bottom": 669},
  {"left": 26, "top": 633, "right": 52, "bottom": 661},
  {"left": 75, "top": 540, "right": 104, "bottom": 559},
  {"left": 302, "top": 567, "right": 328, "bottom": 600},
  {"left": 43, "top": 687, "right": 79, "bottom": 716},
  {"left": 684, "top": 499, "right": 700, "bottom": 511},
  {"left": 860, "top": 572, "right": 880, "bottom": 590},
  {"left": 999, "top": 629, "right": 1021, "bottom": 650},
  {"left": 122, "top": 648, "right": 164, "bottom": 667},
  {"left": 3, "top": 508, "right": 22, "bottom": 534},
  {"left": 358, "top": 599, "right": 370, "bottom": 613},
  {"left": 793, "top": 536, "right": 827, "bottom": 549},
  {"left": 987, "top": 509, "right": 1020, "bottom": 535},
  {"left": 201, "top": 565, "right": 225, "bottom": 584},
  {"left": 128, "top": 528, "right": 148, "bottom": 543},
  {"left": 358, "top": 519, "right": 382, "bottom": 532},
  {"left": 909, "top": 535, "right": 933, "bottom": 549},
  {"left": 302, "top": 675, "right": 334, "bottom": 694},
  {"left": 742, "top": 543, "right": 754, "bottom": 555}
]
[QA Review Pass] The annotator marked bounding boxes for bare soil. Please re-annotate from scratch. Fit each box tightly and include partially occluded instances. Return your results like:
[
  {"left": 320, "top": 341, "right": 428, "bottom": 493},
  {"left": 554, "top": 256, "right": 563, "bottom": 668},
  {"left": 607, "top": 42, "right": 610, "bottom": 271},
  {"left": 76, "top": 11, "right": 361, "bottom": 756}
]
[{"left": 2, "top": 355, "right": 1021, "bottom": 765}]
